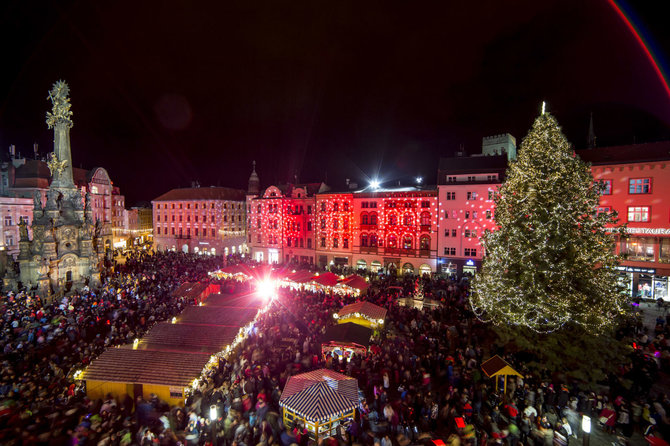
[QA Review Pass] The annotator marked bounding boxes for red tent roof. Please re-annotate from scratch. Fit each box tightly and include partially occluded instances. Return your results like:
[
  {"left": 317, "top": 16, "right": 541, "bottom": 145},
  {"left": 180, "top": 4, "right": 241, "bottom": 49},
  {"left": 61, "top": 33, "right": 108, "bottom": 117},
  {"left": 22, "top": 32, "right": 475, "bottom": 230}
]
[
  {"left": 312, "top": 272, "right": 340, "bottom": 287},
  {"left": 339, "top": 275, "right": 369, "bottom": 291},
  {"left": 287, "top": 270, "right": 316, "bottom": 283}
]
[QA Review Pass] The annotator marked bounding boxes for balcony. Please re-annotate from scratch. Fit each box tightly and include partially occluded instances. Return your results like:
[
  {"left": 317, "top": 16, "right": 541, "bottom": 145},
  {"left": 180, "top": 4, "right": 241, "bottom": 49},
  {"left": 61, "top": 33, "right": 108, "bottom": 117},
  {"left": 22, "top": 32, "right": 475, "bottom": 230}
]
[
  {"left": 175, "top": 234, "right": 191, "bottom": 239},
  {"left": 419, "top": 225, "right": 431, "bottom": 232},
  {"left": 358, "top": 246, "right": 378, "bottom": 254}
]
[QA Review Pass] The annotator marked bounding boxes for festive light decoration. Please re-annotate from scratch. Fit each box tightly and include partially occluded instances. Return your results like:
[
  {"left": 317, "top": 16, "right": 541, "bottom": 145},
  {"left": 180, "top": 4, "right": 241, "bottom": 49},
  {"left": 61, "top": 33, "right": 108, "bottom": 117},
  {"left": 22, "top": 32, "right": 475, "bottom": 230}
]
[{"left": 471, "top": 112, "right": 627, "bottom": 334}]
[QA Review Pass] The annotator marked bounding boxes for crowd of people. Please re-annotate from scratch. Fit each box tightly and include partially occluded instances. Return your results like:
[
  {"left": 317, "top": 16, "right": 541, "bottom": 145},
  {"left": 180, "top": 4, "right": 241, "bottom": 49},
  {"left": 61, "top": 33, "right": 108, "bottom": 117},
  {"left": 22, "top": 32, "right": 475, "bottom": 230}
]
[{"left": 0, "top": 251, "right": 668, "bottom": 446}]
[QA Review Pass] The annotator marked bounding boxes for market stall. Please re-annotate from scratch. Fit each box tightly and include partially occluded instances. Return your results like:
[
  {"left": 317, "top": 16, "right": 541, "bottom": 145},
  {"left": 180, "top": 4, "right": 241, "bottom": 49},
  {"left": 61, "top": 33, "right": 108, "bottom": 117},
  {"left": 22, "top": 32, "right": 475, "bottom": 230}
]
[
  {"left": 481, "top": 355, "right": 523, "bottom": 396},
  {"left": 335, "top": 301, "right": 387, "bottom": 328},
  {"left": 321, "top": 322, "right": 373, "bottom": 360},
  {"left": 280, "top": 369, "right": 360, "bottom": 441},
  {"left": 336, "top": 274, "right": 370, "bottom": 297}
]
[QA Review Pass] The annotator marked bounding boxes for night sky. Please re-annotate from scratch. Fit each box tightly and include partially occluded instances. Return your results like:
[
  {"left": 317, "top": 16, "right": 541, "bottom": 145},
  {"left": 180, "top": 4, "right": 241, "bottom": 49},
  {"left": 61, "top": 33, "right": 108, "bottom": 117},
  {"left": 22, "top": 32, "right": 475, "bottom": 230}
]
[{"left": 1, "top": 0, "right": 669, "bottom": 206}]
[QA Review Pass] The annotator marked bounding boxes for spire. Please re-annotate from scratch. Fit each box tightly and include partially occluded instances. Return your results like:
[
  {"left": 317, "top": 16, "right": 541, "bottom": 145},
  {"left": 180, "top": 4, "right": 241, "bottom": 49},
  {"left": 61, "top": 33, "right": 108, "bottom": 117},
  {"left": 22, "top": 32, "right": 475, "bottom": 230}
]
[
  {"left": 248, "top": 160, "right": 260, "bottom": 195},
  {"left": 587, "top": 112, "right": 597, "bottom": 149},
  {"left": 46, "top": 80, "right": 76, "bottom": 190}
]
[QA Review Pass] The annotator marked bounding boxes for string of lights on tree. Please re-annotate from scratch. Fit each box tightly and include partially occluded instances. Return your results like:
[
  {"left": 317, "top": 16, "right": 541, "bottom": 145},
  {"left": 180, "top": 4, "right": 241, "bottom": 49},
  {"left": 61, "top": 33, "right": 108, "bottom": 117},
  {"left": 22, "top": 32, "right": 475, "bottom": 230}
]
[{"left": 470, "top": 110, "right": 628, "bottom": 334}]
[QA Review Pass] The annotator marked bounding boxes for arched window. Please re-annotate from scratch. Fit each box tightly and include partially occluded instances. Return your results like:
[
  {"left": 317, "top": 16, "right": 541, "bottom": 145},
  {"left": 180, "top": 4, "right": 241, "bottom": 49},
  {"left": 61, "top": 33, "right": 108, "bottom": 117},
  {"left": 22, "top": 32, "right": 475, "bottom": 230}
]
[
  {"left": 420, "top": 235, "right": 430, "bottom": 250},
  {"left": 388, "top": 235, "right": 397, "bottom": 248},
  {"left": 361, "top": 213, "right": 369, "bottom": 225},
  {"left": 403, "top": 213, "right": 413, "bottom": 226},
  {"left": 420, "top": 211, "right": 430, "bottom": 226},
  {"left": 361, "top": 233, "right": 368, "bottom": 247},
  {"left": 370, "top": 234, "right": 378, "bottom": 247},
  {"left": 370, "top": 212, "right": 378, "bottom": 225},
  {"left": 388, "top": 214, "right": 397, "bottom": 226},
  {"left": 402, "top": 235, "right": 412, "bottom": 249}
]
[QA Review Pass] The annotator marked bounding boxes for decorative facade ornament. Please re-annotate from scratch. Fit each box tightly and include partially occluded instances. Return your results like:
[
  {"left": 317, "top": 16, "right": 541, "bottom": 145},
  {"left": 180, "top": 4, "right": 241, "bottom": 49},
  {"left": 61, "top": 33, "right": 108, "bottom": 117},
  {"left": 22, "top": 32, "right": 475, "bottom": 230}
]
[{"left": 46, "top": 80, "right": 73, "bottom": 129}]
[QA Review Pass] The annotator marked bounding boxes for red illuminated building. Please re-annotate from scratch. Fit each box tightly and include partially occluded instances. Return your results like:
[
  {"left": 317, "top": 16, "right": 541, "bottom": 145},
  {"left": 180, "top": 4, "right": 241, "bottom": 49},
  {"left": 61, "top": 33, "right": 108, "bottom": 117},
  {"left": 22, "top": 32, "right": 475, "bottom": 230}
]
[{"left": 578, "top": 141, "right": 670, "bottom": 300}]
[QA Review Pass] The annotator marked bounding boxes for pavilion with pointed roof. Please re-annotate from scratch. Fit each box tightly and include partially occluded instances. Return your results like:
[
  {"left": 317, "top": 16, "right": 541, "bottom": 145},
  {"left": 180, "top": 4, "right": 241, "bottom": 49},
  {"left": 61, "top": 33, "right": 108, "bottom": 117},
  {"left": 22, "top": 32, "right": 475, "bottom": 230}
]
[{"left": 279, "top": 369, "right": 359, "bottom": 441}]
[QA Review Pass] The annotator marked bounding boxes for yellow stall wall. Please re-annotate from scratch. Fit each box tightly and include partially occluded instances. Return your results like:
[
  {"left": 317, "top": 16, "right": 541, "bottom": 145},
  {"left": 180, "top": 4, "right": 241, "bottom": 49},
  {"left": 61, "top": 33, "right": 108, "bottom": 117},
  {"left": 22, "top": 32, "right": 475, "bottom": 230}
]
[
  {"left": 85, "top": 380, "right": 186, "bottom": 407},
  {"left": 337, "top": 316, "right": 375, "bottom": 328}
]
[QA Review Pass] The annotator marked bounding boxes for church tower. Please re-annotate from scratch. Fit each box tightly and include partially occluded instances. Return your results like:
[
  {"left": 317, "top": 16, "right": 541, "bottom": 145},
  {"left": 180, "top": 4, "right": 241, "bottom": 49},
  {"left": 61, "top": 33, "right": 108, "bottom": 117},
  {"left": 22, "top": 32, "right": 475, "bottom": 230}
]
[{"left": 248, "top": 160, "right": 260, "bottom": 195}]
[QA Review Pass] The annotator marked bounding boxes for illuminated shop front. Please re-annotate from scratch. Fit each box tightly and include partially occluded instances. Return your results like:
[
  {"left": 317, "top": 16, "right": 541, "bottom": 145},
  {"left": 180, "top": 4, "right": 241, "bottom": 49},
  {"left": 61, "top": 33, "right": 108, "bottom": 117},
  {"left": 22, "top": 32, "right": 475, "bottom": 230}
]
[{"left": 616, "top": 231, "right": 670, "bottom": 300}]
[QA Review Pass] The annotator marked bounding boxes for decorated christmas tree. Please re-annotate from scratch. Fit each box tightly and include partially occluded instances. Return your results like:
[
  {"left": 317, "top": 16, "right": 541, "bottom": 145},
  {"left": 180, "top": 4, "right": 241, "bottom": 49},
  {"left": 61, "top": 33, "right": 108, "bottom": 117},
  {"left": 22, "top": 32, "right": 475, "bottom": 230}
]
[{"left": 471, "top": 110, "right": 627, "bottom": 334}]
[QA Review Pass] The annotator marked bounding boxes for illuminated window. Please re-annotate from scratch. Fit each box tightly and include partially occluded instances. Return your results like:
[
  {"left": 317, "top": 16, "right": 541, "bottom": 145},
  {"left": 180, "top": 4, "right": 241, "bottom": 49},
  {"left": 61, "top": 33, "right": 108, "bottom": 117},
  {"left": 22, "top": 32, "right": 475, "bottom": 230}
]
[
  {"left": 629, "top": 178, "right": 651, "bottom": 194},
  {"left": 628, "top": 206, "right": 650, "bottom": 222},
  {"left": 420, "top": 235, "right": 430, "bottom": 250},
  {"left": 388, "top": 235, "right": 397, "bottom": 248},
  {"left": 601, "top": 179, "right": 612, "bottom": 195},
  {"left": 402, "top": 235, "right": 412, "bottom": 249}
]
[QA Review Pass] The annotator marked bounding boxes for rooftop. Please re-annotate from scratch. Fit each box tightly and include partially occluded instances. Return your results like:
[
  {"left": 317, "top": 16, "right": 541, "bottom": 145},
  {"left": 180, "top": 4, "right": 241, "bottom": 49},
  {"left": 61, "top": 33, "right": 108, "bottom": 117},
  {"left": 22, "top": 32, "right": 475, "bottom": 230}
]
[
  {"left": 153, "top": 187, "right": 246, "bottom": 202},
  {"left": 576, "top": 141, "right": 670, "bottom": 165}
]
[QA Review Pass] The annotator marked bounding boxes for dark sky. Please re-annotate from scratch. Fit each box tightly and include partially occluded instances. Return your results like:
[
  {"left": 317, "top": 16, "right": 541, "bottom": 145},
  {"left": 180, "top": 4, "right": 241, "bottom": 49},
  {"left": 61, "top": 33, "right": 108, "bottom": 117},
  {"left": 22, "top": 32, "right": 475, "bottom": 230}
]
[{"left": 1, "top": 0, "right": 669, "bottom": 206}]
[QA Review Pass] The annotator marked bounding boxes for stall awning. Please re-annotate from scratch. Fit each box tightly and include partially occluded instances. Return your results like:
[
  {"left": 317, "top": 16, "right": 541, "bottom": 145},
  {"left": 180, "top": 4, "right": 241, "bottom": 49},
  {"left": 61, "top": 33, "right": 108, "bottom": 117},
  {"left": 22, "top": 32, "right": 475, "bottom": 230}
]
[
  {"left": 339, "top": 275, "right": 370, "bottom": 291},
  {"left": 337, "top": 301, "right": 387, "bottom": 322},
  {"left": 312, "top": 272, "right": 340, "bottom": 287},
  {"left": 481, "top": 355, "right": 523, "bottom": 378},
  {"left": 322, "top": 323, "right": 373, "bottom": 349}
]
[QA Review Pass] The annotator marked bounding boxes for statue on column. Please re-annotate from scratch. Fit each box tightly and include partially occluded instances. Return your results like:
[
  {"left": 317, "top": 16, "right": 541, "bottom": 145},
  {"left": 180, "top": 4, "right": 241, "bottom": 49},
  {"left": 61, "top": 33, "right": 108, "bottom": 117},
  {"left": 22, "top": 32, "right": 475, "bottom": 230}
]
[
  {"left": 33, "top": 190, "right": 43, "bottom": 210},
  {"left": 18, "top": 217, "right": 29, "bottom": 241}
]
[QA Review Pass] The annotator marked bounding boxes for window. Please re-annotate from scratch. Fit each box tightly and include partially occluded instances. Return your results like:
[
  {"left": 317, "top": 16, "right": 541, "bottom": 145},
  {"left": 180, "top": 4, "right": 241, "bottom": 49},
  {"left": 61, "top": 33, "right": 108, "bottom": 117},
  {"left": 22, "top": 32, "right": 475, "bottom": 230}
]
[
  {"left": 444, "top": 210, "right": 450, "bottom": 219},
  {"left": 420, "top": 212, "right": 430, "bottom": 226},
  {"left": 195, "top": 228, "right": 198, "bottom": 236},
  {"left": 421, "top": 201, "right": 430, "bottom": 208},
  {"left": 404, "top": 202, "right": 413, "bottom": 209},
  {"left": 420, "top": 235, "right": 430, "bottom": 250},
  {"left": 307, "top": 238, "right": 312, "bottom": 248},
  {"left": 444, "top": 229, "right": 450, "bottom": 237},
  {"left": 320, "top": 237, "right": 326, "bottom": 248},
  {"left": 467, "top": 192, "right": 478, "bottom": 200},
  {"left": 387, "top": 202, "right": 397, "bottom": 208},
  {"left": 629, "top": 178, "right": 651, "bottom": 194},
  {"left": 452, "top": 229, "right": 457, "bottom": 237},
  {"left": 211, "top": 229, "right": 216, "bottom": 237},
  {"left": 464, "top": 229, "right": 471, "bottom": 238},
  {"left": 467, "top": 176, "right": 476, "bottom": 181},
  {"left": 464, "top": 229, "right": 477, "bottom": 238},
  {"left": 343, "top": 238, "right": 348, "bottom": 248},
  {"left": 287, "top": 238, "right": 292, "bottom": 247},
  {"left": 628, "top": 206, "right": 650, "bottom": 222},
  {"left": 343, "top": 220, "right": 349, "bottom": 230},
  {"left": 195, "top": 216, "right": 198, "bottom": 222},
  {"left": 333, "top": 238, "right": 339, "bottom": 248},
  {"left": 171, "top": 227, "right": 175, "bottom": 235},
  {"left": 447, "top": 176, "right": 456, "bottom": 182},
  {"left": 402, "top": 235, "right": 412, "bottom": 249},
  {"left": 307, "top": 222, "right": 312, "bottom": 231},
  {"left": 344, "top": 202, "right": 349, "bottom": 211},
  {"left": 370, "top": 234, "right": 378, "bottom": 247},
  {"left": 361, "top": 213, "right": 369, "bottom": 225},
  {"left": 257, "top": 204, "right": 261, "bottom": 213},
  {"left": 203, "top": 216, "right": 207, "bottom": 223},
  {"left": 597, "top": 207, "right": 611, "bottom": 214},
  {"left": 6, "top": 235, "right": 13, "bottom": 246},
  {"left": 321, "top": 219, "right": 326, "bottom": 229},
  {"left": 3, "top": 216, "right": 11, "bottom": 226},
  {"left": 361, "top": 234, "right": 368, "bottom": 247},
  {"left": 257, "top": 220, "right": 261, "bottom": 229},
  {"left": 403, "top": 213, "right": 413, "bottom": 226},
  {"left": 486, "top": 210, "right": 492, "bottom": 219},
  {"left": 257, "top": 234, "right": 262, "bottom": 243},
  {"left": 370, "top": 213, "right": 378, "bottom": 225},
  {"left": 362, "top": 202, "right": 369, "bottom": 209},
  {"left": 622, "top": 236, "right": 654, "bottom": 261},
  {"left": 211, "top": 203, "right": 215, "bottom": 209},
  {"left": 464, "top": 248, "right": 477, "bottom": 256},
  {"left": 465, "top": 211, "right": 470, "bottom": 219},
  {"left": 187, "top": 216, "right": 191, "bottom": 222},
  {"left": 333, "top": 219, "right": 339, "bottom": 230},
  {"left": 370, "top": 202, "right": 377, "bottom": 208},
  {"left": 307, "top": 205, "right": 312, "bottom": 214},
  {"left": 321, "top": 202, "right": 326, "bottom": 212},
  {"left": 487, "top": 175, "right": 497, "bottom": 181},
  {"left": 387, "top": 235, "right": 397, "bottom": 248},
  {"left": 472, "top": 211, "right": 478, "bottom": 219},
  {"left": 444, "top": 247, "right": 456, "bottom": 255},
  {"left": 334, "top": 203, "right": 339, "bottom": 212},
  {"left": 156, "top": 227, "right": 161, "bottom": 235},
  {"left": 300, "top": 238, "right": 304, "bottom": 248},
  {"left": 488, "top": 190, "right": 495, "bottom": 200},
  {"left": 601, "top": 179, "right": 612, "bottom": 195},
  {"left": 388, "top": 214, "right": 397, "bottom": 226},
  {"left": 445, "top": 192, "right": 456, "bottom": 200}
]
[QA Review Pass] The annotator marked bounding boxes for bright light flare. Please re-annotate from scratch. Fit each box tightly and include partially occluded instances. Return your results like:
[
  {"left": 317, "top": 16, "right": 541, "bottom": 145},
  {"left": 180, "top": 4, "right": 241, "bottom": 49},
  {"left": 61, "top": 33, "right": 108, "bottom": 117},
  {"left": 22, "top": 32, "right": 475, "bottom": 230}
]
[
  {"left": 370, "top": 179, "right": 380, "bottom": 190},
  {"left": 258, "top": 279, "right": 277, "bottom": 301}
]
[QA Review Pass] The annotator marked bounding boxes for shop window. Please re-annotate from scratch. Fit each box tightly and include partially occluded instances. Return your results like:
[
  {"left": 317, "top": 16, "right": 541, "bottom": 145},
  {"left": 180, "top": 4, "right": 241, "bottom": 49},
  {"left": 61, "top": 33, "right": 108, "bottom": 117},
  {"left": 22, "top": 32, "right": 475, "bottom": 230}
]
[
  {"left": 629, "top": 178, "right": 651, "bottom": 194},
  {"left": 621, "top": 236, "right": 654, "bottom": 261},
  {"left": 660, "top": 239, "right": 670, "bottom": 263},
  {"left": 628, "top": 206, "right": 650, "bottom": 222}
]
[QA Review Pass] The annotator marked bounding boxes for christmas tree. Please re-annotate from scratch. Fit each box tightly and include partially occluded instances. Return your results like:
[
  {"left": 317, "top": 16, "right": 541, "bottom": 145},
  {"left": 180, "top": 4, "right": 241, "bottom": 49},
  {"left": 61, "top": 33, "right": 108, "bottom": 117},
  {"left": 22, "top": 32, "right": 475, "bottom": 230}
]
[{"left": 471, "top": 110, "right": 627, "bottom": 334}]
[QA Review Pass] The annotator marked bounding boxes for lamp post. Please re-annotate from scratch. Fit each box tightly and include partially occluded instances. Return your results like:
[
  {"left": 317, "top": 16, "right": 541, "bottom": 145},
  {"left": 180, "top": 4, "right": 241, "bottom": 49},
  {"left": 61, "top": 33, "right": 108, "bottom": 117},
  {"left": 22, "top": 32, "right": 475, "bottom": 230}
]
[
  {"left": 210, "top": 404, "right": 218, "bottom": 446},
  {"left": 582, "top": 415, "right": 591, "bottom": 446}
]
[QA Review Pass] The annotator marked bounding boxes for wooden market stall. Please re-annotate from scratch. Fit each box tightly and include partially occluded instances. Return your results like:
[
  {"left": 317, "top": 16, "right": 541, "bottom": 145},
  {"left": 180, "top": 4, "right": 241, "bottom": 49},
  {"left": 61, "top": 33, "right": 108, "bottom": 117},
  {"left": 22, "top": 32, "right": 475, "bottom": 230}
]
[
  {"left": 311, "top": 272, "right": 340, "bottom": 288},
  {"left": 81, "top": 346, "right": 210, "bottom": 406},
  {"left": 481, "top": 355, "right": 523, "bottom": 396},
  {"left": 280, "top": 369, "right": 360, "bottom": 441},
  {"left": 321, "top": 322, "right": 373, "bottom": 360},
  {"left": 336, "top": 275, "right": 370, "bottom": 296},
  {"left": 171, "top": 281, "right": 220, "bottom": 303},
  {"left": 336, "top": 301, "right": 388, "bottom": 329}
]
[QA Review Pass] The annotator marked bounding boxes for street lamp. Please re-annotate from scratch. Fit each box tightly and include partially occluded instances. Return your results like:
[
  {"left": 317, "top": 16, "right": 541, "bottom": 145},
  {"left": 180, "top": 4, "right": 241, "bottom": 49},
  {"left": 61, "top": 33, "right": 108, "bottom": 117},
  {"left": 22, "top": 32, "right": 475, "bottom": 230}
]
[
  {"left": 416, "top": 176, "right": 423, "bottom": 185},
  {"left": 582, "top": 415, "right": 591, "bottom": 446},
  {"left": 210, "top": 404, "right": 218, "bottom": 446}
]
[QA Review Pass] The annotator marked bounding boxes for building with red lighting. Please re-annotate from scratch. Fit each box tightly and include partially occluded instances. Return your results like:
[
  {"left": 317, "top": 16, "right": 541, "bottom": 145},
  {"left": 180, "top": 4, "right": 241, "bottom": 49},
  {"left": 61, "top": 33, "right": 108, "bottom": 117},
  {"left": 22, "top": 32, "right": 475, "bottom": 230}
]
[
  {"left": 578, "top": 142, "right": 670, "bottom": 300},
  {"left": 152, "top": 187, "right": 246, "bottom": 255}
]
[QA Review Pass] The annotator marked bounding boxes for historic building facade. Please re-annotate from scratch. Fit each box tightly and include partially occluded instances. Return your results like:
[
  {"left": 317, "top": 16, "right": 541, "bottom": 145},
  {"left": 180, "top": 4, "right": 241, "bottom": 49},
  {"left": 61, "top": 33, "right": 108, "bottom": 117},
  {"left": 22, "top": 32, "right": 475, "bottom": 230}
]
[
  {"left": 152, "top": 187, "right": 246, "bottom": 255},
  {"left": 578, "top": 142, "right": 670, "bottom": 300}
]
